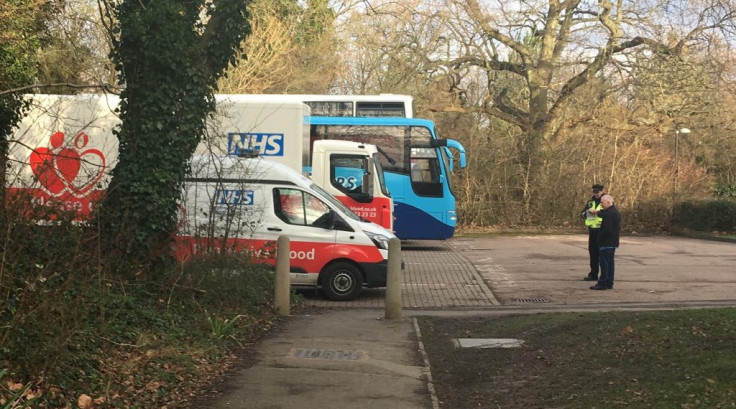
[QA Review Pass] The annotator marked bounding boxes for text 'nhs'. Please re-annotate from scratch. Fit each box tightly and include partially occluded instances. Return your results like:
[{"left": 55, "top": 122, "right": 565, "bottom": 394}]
[
  {"left": 215, "top": 189, "right": 254, "bottom": 205},
  {"left": 227, "top": 132, "right": 285, "bottom": 156}
]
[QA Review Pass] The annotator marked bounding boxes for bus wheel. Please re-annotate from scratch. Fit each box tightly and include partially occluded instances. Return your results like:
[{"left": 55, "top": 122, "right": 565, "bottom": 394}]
[{"left": 322, "top": 262, "right": 363, "bottom": 301}]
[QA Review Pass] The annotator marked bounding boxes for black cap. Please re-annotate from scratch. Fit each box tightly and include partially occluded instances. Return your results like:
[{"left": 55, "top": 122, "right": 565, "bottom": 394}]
[{"left": 592, "top": 184, "right": 604, "bottom": 192}]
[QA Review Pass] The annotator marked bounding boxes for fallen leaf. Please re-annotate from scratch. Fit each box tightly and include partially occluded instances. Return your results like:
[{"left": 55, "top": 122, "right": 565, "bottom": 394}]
[
  {"left": 621, "top": 325, "right": 634, "bottom": 336},
  {"left": 7, "top": 381, "right": 23, "bottom": 392},
  {"left": 78, "top": 394, "right": 93, "bottom": 409},
  {"left": 145, "top": 381, "right": 162, "bottom": 392}
]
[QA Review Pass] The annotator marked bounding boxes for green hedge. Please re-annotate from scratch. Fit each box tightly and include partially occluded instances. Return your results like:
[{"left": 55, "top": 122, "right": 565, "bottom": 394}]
[{"left": 674, "top": 199, "right": 736, "bottom": 233}]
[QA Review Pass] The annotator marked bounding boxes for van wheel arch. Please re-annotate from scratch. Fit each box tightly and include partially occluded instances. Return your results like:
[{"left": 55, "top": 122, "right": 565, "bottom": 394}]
[{"left": 319, "top": 260, "right": 364, "bottom": 301}]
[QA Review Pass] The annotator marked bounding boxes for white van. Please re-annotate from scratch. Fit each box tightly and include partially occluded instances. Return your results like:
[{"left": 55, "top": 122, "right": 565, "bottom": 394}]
[{"left": 178, "top": 155, "right": 396, "bottom": 301}]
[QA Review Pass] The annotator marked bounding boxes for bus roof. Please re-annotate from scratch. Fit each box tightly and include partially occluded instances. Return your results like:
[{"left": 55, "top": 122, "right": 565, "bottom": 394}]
[
  {"left": 215, "top": 94, "right": 306, "bottom": 108},
  {"left": 309, "top": 116, "right": 434, "bottom": 129},
  {"left": 265, "top": 94, "right": 412, "bottom": 102}
]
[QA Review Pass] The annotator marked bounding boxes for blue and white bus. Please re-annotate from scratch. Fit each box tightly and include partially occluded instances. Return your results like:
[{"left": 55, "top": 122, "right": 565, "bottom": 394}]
[{"left": 309, "top": 116, "right": 466, "bottom": 240}]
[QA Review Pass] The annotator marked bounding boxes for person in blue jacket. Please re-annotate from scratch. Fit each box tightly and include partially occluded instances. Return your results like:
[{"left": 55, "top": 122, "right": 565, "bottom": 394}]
[{"left": 588, "top": 194, "right": 621, "bottom": 290}]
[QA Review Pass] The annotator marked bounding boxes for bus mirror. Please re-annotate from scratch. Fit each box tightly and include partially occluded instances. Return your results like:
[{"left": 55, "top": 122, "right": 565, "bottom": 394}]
[
  {"left": 444, "top": 147, "right": 454, "bottom": 172},
  {"left": 432, "top": 139, "right": 467, "bottom": 169},
  {"left": 445, "top": 139, "right": 467, "bottom": 169}
]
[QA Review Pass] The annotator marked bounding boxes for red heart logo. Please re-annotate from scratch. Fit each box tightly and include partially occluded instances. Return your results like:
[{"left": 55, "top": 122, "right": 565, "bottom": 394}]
[
  {"left": 55, "top": 148, "right": 81, "bottom": 184},
  {"left": 67, "top": 148, "right": 106, "bottom": 196},
  {"left": 30, "top": 147, "right": 66, "bottom": 195},
  {"left": 29, "top": 131, "right": 108, "bottom": 197}
]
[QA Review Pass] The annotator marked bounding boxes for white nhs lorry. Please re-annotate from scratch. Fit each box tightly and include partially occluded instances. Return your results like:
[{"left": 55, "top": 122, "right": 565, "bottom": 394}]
[
  {"left": 203, "top": 95, "right": 393, "bottom": 231},
  {"left": 7, "top": 94, "right": 396, "bottom": 300}
]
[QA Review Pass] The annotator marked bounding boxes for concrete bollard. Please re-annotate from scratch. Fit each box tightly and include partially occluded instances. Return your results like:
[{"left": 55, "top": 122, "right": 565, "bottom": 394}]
[
  {"left": 384, "top": 237, "right": 402, "bottom": 319},
  {"left": 275, "top": 235, "right": 290, "bottom": 316}
]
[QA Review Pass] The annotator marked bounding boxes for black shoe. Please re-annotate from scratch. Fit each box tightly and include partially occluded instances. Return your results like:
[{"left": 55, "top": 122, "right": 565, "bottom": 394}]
[
  {"left": 583, "top": 275, "right": 598, "bottom": 281},
  {"left": 606, "top": 285, "right": 613, "bottom": 289},
  {"left": 589, "top": 284, "right": 607, "bottom": 290}
]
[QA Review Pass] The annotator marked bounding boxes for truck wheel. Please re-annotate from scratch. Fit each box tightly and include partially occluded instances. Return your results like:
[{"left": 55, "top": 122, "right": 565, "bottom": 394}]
[{"left": 321, "top": 262, "right": 363, "bottom": 301}]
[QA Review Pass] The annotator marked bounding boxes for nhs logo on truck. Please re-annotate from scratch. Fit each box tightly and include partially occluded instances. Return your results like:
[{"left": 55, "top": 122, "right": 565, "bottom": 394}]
[
  {"left": 228, "top": 132, "right": 284, "bottom": 157},
  {"left": 215, "top": 189, "right": 255, "bottom": 206}
]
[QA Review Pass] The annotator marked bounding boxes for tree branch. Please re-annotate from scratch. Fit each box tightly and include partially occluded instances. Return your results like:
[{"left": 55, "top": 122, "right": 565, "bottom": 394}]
[
  {"left": 449, "top": 56, "right": 526, "bottom": 77},
  {"left": 549, "top": 36, "right": 667, "bottom": 121},
  {"left": 0, "top": 82, "right": 120, "bottom": 96},
  {"left": 465, "top": 0, "right": 532, "bottom": 63}
]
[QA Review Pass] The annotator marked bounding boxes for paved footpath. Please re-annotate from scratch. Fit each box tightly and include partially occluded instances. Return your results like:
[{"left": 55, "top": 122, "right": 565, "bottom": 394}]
[
  {"left": 200, "top": 310, "right": 434, "bottom": 409},
  {"left": 195, "top": 234, "right": 736, "bottom": 409}
]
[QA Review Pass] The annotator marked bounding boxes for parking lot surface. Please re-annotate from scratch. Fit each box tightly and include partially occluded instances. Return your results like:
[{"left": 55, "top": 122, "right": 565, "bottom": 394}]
[
  {"left": 303, "top": 234, "right": 736, "bottom": 309},
  {"left": 301, "top": 239, "right": 498, "bottom": 308}
]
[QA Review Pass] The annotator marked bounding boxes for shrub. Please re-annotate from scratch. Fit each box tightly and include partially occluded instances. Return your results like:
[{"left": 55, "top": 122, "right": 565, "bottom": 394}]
[
  {"left": 0, "top": 199, "right": 277, "bottom": 407},
  {"left": 674, "top": 198, "right": 736, "bottom": 233}
]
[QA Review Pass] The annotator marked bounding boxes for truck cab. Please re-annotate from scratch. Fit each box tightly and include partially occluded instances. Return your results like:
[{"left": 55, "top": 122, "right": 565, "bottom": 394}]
[{"left": 309, "top": 140, "right": 392, "bottom": 230}]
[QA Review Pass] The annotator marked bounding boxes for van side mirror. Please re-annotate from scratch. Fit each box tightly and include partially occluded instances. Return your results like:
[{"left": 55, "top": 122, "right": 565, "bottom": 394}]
[
  {"left": 314, "top": 209, "right": 353, "bottom": 231},
  {"left": 312, "top": 209, "right": 336, "bottom": 229},
  {"left": 332, "top": 213, "right": 353, "bottom": 231}
]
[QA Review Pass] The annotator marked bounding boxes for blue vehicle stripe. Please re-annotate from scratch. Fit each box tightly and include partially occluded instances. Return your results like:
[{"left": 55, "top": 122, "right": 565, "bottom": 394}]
[{"left": 393, "top": 202, "right": 455, "bottom": 240}]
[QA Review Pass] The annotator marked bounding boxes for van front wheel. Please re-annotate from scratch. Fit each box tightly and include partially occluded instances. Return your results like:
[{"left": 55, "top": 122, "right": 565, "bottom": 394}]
[{"left": 322, "top": 262, "right": 363, "bottom": 301}]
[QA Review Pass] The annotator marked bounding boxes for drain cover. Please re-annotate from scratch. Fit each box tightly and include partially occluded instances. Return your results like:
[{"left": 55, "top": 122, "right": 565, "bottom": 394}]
[
  {"left": 456, "top": 338, "right": 524, "bottom": 348},
  {"left": 514, "top": 297, "right": 550, "bottom": 303},
  {"left": 288, "top": 348, "right": 367, "bottom": 361}
]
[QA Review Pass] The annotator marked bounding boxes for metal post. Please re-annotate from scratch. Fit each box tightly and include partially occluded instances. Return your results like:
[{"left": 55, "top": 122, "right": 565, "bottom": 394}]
[
  {"left": 275, "top": 235, "right": 290, "bottom": 316},
  {"left": 385, "top": 238, "right": 402, "bottom": 319},
  {"left": 674, "top": 129, "right": 680, "bottom": 200},
  {"left": 673, "top": 128, "right": 691, "bottom": 218}
]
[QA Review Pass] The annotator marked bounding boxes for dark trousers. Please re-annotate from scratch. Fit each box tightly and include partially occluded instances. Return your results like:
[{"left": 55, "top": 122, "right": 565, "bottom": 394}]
[
  {"left": 598, "top": 247, "right": 617, "bottom": 288},
  {"left": 587, "top": 228, "right": 600, "bottom": 276}
]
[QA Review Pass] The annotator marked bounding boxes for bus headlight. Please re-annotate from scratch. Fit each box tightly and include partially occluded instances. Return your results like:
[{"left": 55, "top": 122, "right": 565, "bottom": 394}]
[{"left": 366, "top": 231, "right": 391, "bottom": 250}]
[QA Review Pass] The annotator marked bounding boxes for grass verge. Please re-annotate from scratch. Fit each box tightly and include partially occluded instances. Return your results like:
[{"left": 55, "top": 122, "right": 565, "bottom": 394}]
[{"left": 418, "top": 308, "right": 736, "bottom": 409}]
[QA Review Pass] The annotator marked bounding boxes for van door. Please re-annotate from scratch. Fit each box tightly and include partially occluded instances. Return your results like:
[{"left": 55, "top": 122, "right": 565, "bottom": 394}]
[{"left": 262, "top": 187, "right": 338, "bottom": 285}]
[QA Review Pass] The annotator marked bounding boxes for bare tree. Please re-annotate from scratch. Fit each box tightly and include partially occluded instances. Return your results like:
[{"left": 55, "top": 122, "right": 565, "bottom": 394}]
[
  {"left": 35, "top": 0, "right": 117, "bottom": 92},
  {"left": 336, "top": 0, "right": 735, "bottom": 227},
  {"left": 219, "top": 0, "right": 338, "bottom": 94}
]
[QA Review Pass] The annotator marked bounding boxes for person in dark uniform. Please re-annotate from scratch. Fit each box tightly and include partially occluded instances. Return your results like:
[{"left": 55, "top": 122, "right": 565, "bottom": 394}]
[
  {"left": 581, "top": 184, "right": 605, "bottom": 281},
  {"left": 589, "top": 194, "right": 621, "bottom": 290}
]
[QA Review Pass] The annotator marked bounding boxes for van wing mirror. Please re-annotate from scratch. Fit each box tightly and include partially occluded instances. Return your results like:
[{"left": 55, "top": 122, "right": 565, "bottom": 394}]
[
  {"left": 316, "top": 209, "right": 352, "bottom": 231},
  {"left": 313, "top": 209, "right": 336, "bottom": 229}
]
